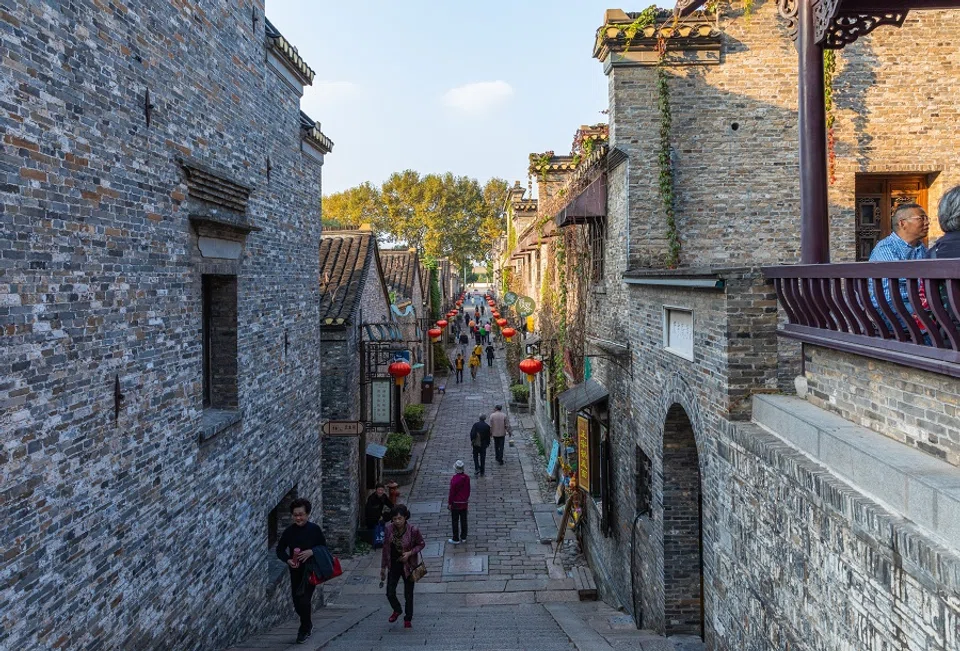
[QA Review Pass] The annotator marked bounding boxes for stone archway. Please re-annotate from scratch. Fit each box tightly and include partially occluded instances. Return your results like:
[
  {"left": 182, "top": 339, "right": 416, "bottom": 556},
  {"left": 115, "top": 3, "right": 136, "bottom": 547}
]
[{"left": 662, "top": 403, "right": 704, "bottom": 638}]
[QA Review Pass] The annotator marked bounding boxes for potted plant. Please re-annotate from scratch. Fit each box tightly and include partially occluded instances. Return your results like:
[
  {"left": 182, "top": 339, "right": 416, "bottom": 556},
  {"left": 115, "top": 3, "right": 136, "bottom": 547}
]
[
  {"left": 402, "top": 404, "right": 427, "bottom": 435},
  {"left": 384, "top": 433, "right": 413, "bottom": 470},
  {"left": 509, "top": 383, "right": 530, "bottom": 412}
]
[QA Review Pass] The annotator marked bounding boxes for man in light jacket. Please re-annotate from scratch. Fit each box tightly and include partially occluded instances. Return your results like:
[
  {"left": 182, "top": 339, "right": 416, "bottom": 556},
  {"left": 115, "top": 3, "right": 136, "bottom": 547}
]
[
  {"left": 447, "top": 460, "right": 470, "bottom": 544},
  {"left": 488, "top": 405, "right": 512, "bottom": 465}
]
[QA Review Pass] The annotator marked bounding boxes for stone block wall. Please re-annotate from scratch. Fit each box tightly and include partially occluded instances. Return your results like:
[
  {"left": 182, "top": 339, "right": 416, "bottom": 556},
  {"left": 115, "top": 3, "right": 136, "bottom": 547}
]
[
  {"left": 0, "top": 2, "right": 325, "bottom": 650},
  {"left": 710, "top": 420, "right": 960, "bottom": 651},
  {"left": 804, "top": 345, "right": 960, "bottom": 467}
]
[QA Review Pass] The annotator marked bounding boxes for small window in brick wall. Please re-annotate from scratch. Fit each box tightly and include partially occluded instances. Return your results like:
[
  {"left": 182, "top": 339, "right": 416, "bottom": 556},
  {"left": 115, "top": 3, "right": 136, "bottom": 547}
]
[
  {"left": 202, "top": 275, "right": 239, "bottom": 410},
  {"left": 636, "top": 446, "right": 653, "bottom": 517},
  {"left": 268, "top": 487, "right": 298, "bottom": 550}
]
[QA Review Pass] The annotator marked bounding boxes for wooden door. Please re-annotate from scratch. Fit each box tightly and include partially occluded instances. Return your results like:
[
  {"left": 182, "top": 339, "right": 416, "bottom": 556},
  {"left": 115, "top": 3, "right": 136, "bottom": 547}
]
[{"left": 855, "top": 175, "right": 928, "bottom": 260}]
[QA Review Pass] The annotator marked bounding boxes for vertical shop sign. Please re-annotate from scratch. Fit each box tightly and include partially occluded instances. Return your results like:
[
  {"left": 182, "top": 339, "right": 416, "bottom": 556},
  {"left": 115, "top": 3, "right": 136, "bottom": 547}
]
[{"left": 577, "top": 414, "right": 590, "bottom": 491}]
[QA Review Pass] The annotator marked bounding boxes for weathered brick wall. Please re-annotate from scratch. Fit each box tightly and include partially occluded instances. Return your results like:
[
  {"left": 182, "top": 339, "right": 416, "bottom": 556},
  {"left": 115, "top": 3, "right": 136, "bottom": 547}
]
[
  {"left": 319, "top": 259, "right": 390, "bottom": 553},
  {"left": 805, "top": 345, "right": 960, "bottom": 467},
  {"left": 0, "top": 2, "right": 325, "bottom": 649},
  {"left": 710, "top": 420, "right": 960, "bottom": 651}
]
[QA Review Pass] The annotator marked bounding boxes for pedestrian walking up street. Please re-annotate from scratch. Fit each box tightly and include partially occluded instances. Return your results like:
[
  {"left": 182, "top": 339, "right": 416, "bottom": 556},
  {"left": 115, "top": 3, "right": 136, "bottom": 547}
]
[
  {"left": 489, "top": 404, "right": 512, "bottom": 464},
  {"left": 469, "top": 350, "right": 481, "bottom": 380},
  {"left": 470, "top": 414, "right": 492, "bottom": 476},
  {"left": 275, "top": 498, "right": 328, "bottom": 644},
  {"left": 447, "top": 460, "right": 470, "bottom": 544},
  {"left": 485, "top": 343, "right": 495, "bottom": 366},
  {"left": 454, "top": 353, "right": 465, "bottom": 383},
  {"left": 380, "top": 505, "right": 425, "bottom": 629}
]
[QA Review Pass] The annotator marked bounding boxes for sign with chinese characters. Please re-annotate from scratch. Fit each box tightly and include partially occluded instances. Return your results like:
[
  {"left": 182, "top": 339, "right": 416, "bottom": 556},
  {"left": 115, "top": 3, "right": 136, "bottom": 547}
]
[
  {"left": 516, "top": 295, "right": 536, "bottom": 317},
  {"left": 577, "top": 415, "right": 590, "bottom": 491},
  {"left": 663, "top": 307, "right": 694, "bottom": 361},
  {"left": 503, "top": 291, "right": 518, "bottom": 306},
  {"left": 370, "top": 378, "right": 393, "bottom": 426},
  {"left": 322, "top": 420, "right": 365, "bottom": 436}
]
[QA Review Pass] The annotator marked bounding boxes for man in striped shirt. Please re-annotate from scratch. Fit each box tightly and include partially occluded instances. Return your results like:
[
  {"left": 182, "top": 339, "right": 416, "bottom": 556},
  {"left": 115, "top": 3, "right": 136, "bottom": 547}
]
[{"left": 868, "top": 203, "right": 929, "bottom": 327}]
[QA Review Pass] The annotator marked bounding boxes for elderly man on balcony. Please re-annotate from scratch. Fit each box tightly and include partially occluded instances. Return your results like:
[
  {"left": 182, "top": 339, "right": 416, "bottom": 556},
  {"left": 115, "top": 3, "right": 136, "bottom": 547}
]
[
  {"left": 868, "top": 203, "right": 929, "bottom": 321},
  {"left": 929, "top": 186, "right": 960, "bottom": 259}
]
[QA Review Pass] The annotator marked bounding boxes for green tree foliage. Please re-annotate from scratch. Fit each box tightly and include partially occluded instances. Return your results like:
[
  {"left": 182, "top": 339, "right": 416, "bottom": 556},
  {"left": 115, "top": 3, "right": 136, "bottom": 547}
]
[
  {"left": 323, "top": 172, "right": 508, "bottom": 269},
  {"left": 321, "top": 181, "right": 383, "bottom": 230}
]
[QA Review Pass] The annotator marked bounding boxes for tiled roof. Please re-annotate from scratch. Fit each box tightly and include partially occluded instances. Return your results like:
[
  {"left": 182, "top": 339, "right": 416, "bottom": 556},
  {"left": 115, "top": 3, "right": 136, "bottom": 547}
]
[
  {"left": 319, "top": 231, "right": 382, "bottom": 325},
  {"left": 264, "top": 18, "right": 315, "bottom": 85},
  {"left": 380, "top": 249, "right": 420, "bottom": 304}
]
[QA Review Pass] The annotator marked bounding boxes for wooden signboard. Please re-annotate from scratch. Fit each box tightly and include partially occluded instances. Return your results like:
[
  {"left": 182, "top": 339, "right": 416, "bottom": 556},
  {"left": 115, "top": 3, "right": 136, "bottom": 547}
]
[
  {"left": 554, "top": 496, "right": 575, "bottom": 559},
  {"left": 322, "top": 420, "right": 365, "bottom": 436},
  {"left": 577, "top": 415, "right": 590, "bottom": 491}
]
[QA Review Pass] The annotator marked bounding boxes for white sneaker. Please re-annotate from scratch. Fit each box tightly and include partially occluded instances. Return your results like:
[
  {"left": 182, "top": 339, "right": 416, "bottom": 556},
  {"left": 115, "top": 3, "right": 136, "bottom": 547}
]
[
  {"left": 447, "top": 538, "right": 461, "bottom": 545},
  {"left": 461, "top": 536, "right": 467, "bottom": 542}
]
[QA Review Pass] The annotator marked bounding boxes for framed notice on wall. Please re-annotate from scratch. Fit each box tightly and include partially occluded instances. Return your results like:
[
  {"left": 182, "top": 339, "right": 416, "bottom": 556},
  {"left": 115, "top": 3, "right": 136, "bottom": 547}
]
[
  {"left": 577, "top": 415, "right": 590, "bottom": 491},
  {"left": 370, "top": 378, "right": 392, "bottom": 427}
]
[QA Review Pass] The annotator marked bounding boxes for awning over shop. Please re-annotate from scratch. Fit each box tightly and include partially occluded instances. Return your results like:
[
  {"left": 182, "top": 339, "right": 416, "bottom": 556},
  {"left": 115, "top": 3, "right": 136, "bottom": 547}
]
[
  {"left": 366, "top": 443, "right": 387, "bottom": 459},
  {"left": 557, "top": 378, "right": 609, "bottom": 413},
  {"left": 555, "top": 174, "right": 606, "bottom": 227}
]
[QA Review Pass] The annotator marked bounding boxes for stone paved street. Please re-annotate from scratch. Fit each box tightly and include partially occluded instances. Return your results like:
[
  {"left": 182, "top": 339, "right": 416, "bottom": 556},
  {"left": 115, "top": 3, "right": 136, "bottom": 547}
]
[{"left": 225, "top": 347, "right": 703, "bottom": 651}]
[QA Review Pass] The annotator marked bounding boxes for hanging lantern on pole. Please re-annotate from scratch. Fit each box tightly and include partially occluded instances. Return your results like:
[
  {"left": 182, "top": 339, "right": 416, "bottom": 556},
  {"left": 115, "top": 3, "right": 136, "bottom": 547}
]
[
  {"left": 501, "top": 327, "right": 517, "bottom": 342},
  {"left": 492, "top": 310, "right": 500, "bottom": 319},
  {"left": 436, "top": 319, "right": 448, "bottom": 329},
  {"left": 518, "top": 356, "right": 544, "bottom": 383},
  {"left": 496, "top": 318, "right": 508, "bottom": 328},
  {"left": 388, "top": 359, "right": 412, "bottom": 386},
  {"left": 427, "top": 327, "right": 442, "bottom": 343}
]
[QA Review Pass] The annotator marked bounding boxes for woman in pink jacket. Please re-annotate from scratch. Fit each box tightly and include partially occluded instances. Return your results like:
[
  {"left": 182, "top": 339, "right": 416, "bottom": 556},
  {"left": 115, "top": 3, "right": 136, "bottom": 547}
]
[
  {"left": 447, "top": 460, "right": 470, "bottom": 544},
  {"left": 380, "top": 504, "right": 425, "bottom": 628}
]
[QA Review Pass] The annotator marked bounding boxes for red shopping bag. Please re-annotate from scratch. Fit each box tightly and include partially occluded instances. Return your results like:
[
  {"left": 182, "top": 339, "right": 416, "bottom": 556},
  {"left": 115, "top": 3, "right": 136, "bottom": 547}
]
[{"left": 308, "top": 556, "right": 343, "bottom": 586}]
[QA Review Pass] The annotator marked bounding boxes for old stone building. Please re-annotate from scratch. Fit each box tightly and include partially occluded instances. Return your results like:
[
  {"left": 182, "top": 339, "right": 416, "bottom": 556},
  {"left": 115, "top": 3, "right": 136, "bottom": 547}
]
[
  {"left": 505, "top": 3, "right": 960, "bottom": 650},
  {"left": 380, "top": 249, "right": 428, "bottom": 412},
  {"left": 0, "top": 3, "right": 332, "bottom": 650},
  {"left": 318, "top": 227, "right": 391, "bottom": 553}
]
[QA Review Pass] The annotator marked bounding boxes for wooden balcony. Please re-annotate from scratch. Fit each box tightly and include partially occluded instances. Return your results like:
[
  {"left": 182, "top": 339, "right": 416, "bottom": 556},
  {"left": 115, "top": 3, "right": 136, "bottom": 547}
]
[{"left": 763, "top": 260, "right": 960, "bottom": 378}]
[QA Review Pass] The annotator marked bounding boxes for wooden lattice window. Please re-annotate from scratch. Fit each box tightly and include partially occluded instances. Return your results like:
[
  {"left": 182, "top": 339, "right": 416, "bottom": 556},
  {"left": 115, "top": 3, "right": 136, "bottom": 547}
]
[{"left": 855, "top": 174, "right": 929, "bottom": 260}]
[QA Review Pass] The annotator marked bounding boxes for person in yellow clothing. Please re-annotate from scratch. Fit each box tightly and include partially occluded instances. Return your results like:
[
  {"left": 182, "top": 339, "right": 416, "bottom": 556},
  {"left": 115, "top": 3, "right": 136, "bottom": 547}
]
[
  {"left": 454, "top": 353, "right": 465, "bottom": 383},
  {"left": 472, "top": 344, "right": 483, "bottom": 360},
  {"left": 468, "top": 352, "right": 481, "bottom": 380}
]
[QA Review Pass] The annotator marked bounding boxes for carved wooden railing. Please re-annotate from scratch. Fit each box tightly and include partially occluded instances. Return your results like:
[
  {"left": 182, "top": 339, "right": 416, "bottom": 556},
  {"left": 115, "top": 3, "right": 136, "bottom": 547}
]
[{"left": 762, "top": 260, "right": 960, "bottom": 378}]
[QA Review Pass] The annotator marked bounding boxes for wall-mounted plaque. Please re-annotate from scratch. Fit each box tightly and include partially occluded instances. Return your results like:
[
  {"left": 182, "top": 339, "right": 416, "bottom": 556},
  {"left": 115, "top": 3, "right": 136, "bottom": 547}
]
[
  {"left": 663, "top": 307, "right": 694, "bottom": 361},
  {"left": 370, "top": 378, "right": 392, "bottom": 426}
]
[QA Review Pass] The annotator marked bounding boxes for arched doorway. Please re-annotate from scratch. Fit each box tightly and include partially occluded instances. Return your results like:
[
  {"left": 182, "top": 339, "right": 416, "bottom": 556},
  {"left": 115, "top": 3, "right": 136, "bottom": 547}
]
[{"left": 662, "top": 404, "right": 703, "bottom": 637}]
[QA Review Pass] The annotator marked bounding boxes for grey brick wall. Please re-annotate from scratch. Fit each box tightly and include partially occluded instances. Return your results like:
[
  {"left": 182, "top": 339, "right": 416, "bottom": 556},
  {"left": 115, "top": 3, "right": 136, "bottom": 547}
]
[
  {"left": 0, "top": 2, "right": 325, "bottom": 649},
  {"left": 805, "top": 345, "right": 960, "bottom": 467},
  {"left": 565, "top": 4, "right": 960, "bottom": 648}
]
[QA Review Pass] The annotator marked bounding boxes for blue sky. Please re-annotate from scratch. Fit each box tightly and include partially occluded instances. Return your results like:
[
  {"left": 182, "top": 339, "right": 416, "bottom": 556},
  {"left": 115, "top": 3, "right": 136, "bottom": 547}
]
[{"left": 266, "top": 1, "right": 625, "bottom": 195}]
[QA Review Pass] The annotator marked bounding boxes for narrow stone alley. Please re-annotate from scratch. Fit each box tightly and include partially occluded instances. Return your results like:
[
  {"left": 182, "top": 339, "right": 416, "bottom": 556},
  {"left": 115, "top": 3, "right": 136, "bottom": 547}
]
[{"left": 225, "top": 342, "right": 703, "bottom": 651}]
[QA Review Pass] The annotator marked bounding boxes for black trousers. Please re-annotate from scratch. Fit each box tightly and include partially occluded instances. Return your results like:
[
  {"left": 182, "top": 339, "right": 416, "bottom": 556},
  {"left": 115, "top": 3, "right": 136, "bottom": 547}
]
[
  {"left": 451, "top": 508, "right": 468, "bottom": 541},
  {"left": 289, "top": 572, "right": 316, "bottom": 633},
  {"left": 493, "top": 436, "right": 505, "bottom": 462},
  {"left": 472, "top": 446, "right": 487, "bottom": 474},
  {"left": 386, "top": 561, "right": 415, "bottom": 621},
  {"left": 486, "top": 356, "right": 493, "bottom": 366},
  {"left": 456, "top": 368, "right": 463, "bottom": 382}
]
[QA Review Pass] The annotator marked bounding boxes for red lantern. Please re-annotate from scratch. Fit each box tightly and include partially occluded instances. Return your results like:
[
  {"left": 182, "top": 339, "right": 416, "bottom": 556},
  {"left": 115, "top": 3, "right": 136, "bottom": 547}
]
[
  {"left": 388, "top": 360, "right": 411, "bottom": 386},
  {"left": 496, "top": 318, "right": 508, "bottom": 328},
  {"left": 518, "top": 357, "right": 544, "bottom": 383},
  {"left": 436, "top": 319, "right": 448, "bottom": 329},
  {"left": 427, "top": 327, "right": 442, "bottom": 343},
  {"left": 492, "top": 310, "right": 500, "bottom": 318},
  {"left": 501, "top": 327, "right": 516, "bottom": 342}
]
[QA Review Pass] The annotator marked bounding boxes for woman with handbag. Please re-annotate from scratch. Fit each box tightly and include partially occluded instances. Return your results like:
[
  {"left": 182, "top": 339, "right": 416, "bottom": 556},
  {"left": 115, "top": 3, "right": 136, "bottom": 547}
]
[{"left": 380, "top": 504, "right": 426, "bottom": 628}]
